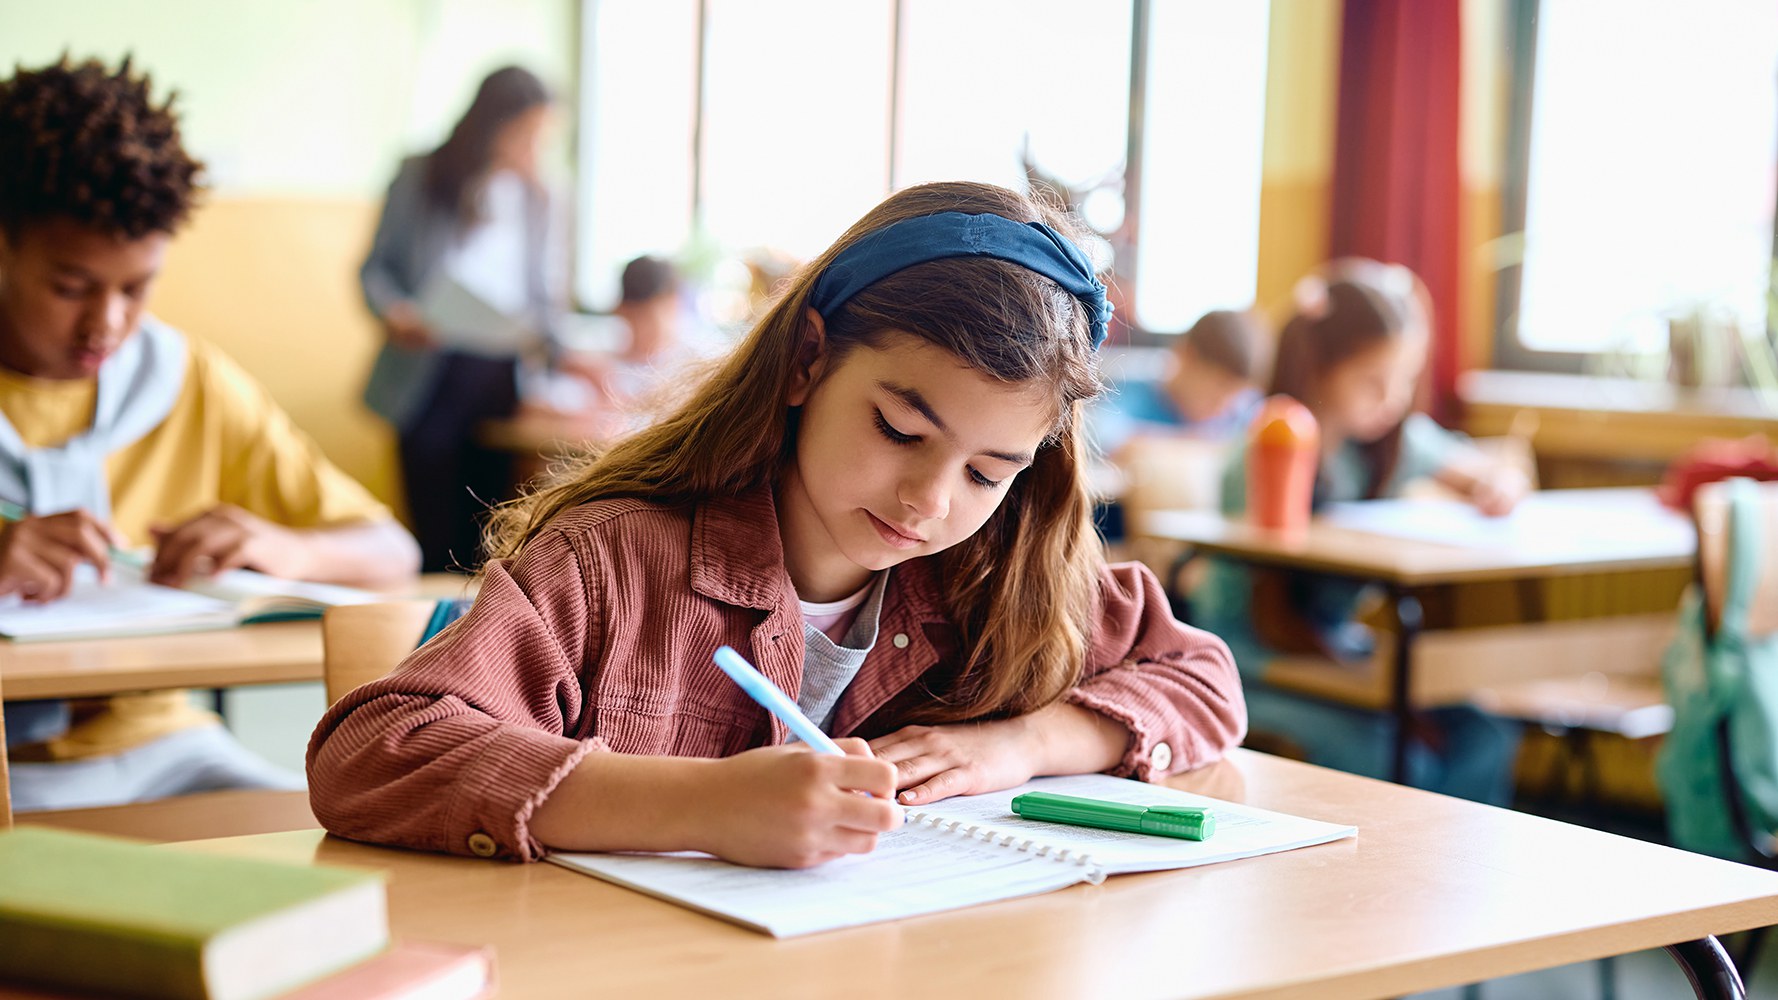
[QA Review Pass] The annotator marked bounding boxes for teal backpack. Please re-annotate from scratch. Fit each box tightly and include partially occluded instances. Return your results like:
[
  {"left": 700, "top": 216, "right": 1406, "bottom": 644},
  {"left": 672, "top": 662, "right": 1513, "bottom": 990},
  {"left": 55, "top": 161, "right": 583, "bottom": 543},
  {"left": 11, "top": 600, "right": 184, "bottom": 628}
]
[{"left": 1658, "top": 478, "right": 1778, "bottom": 862}]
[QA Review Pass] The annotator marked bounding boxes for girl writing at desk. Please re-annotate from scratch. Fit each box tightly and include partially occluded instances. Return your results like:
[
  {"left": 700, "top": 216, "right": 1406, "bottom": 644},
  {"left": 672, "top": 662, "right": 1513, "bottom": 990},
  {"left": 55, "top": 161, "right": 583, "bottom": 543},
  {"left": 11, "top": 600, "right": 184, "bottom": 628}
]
[
  {"left": 309, "top": 182, "right": 1247, "bottom": 868},
  {"left": 1190, "top": 259, "right": 1527, "bottom": 803}
]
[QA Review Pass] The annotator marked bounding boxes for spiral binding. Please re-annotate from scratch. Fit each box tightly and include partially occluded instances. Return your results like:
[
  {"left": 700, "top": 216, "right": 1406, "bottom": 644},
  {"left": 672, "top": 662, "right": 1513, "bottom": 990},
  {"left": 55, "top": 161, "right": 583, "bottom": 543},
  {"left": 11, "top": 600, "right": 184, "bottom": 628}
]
[{"left": 903, "top": 810, "right": 1107, "bottom": 885}]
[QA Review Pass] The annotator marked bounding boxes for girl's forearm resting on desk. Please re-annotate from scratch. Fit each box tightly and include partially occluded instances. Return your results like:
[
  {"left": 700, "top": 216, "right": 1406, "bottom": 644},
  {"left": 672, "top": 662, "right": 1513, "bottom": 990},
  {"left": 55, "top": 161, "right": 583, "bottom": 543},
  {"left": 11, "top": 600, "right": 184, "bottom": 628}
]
[{"left": 529, "top": 742, "right": 902, "bottom": 869}]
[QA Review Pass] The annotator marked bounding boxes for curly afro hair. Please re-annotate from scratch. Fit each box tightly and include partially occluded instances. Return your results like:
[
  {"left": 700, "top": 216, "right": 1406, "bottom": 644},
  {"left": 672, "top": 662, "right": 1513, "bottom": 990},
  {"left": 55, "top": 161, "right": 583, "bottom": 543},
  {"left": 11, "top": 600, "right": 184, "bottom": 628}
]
[{"left": 0, "top": 54, "right": 203, "bottom": 239}]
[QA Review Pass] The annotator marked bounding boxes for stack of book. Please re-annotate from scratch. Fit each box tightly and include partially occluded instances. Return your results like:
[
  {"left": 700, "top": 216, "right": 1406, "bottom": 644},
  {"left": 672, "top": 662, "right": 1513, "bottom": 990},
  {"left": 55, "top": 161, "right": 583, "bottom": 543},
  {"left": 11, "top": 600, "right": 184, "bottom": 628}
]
[{"left": 0, "top": 828, "right": 494, "bottom": 1000}]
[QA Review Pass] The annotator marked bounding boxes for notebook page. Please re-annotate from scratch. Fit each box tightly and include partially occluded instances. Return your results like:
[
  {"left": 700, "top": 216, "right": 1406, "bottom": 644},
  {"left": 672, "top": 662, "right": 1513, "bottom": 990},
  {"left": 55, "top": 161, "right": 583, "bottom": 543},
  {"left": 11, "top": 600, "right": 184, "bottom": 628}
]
[
  {"left": 550, "top": 820, "right": 1093, "bottom": 938},
  {"left": 186, "top": 568, "right": 379, "bottom": 609},
  {"left": 0, "top": 564, "right": 235, "bottom": 640},
  {"left": 914, "top": 773, "right": 1356, "bottom": 876},
  {"left": 1318, "top": 492, "right": 1690, "bottom": 553}
]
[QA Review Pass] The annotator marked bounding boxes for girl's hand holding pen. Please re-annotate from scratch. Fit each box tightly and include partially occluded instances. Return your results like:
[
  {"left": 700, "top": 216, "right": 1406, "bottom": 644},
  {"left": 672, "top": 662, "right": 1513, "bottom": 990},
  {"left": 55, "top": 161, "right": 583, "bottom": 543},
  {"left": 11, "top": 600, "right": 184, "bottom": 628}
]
[
  {"left": 695, "top": 740, "right": 900, "bottom": 869},
  {"left": 0, "top": 508, "right": 117, "bottom": 602}
]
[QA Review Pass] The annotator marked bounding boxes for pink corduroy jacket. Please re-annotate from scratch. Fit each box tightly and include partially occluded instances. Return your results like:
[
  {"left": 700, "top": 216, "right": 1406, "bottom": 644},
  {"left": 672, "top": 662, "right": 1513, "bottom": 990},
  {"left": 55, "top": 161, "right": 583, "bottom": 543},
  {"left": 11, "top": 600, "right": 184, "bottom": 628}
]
[{"left": 306, "top": 487, "right": 1246, "bottom": 861}]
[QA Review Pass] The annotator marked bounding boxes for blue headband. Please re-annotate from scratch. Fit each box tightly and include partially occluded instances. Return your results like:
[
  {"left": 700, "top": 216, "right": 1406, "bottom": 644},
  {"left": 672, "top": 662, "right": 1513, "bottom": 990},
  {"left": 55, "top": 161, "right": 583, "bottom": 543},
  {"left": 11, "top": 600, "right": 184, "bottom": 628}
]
[{"left": 808, "top": 211, "right": 1112, "bottom": 350}]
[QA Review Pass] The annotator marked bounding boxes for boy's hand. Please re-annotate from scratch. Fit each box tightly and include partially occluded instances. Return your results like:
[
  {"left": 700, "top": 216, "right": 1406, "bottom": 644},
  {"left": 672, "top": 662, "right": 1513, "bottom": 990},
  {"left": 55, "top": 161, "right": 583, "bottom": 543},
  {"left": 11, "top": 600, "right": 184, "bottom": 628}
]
[
  {"left": 149, "top": 504, "right": 306, "bottom": 587},
  {"left": 0, "top": 509, "right": 116, "bottom": 602},
  {"left": 868, "top": 719, "right": 1043, "bottom": 807},
  {"left": 695, "top": 739, "right": 900, "bottom": 869}
]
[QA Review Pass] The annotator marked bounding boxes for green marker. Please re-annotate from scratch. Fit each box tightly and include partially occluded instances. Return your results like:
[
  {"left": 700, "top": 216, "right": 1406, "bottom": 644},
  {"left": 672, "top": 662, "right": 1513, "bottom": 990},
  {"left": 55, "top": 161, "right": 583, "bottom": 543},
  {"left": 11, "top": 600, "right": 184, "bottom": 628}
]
[{"left": 1011, "top": 791, "right": 1215, "bottom": 841}]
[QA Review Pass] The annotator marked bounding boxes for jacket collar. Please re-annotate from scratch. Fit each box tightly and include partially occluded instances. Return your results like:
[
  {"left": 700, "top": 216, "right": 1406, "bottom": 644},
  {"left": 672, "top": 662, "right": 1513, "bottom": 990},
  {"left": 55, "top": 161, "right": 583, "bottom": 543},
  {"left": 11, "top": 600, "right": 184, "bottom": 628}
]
[{"left": 689, "top": 485, "right": 794, "bottom": 612}]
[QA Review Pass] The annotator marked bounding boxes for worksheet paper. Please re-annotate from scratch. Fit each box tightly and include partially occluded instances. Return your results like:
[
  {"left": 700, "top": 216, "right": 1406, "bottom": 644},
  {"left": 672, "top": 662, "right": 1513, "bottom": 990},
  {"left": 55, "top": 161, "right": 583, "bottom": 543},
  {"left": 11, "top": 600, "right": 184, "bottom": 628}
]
[{"left": 550, "top": 773, "right": 1356, "bottom": 937}]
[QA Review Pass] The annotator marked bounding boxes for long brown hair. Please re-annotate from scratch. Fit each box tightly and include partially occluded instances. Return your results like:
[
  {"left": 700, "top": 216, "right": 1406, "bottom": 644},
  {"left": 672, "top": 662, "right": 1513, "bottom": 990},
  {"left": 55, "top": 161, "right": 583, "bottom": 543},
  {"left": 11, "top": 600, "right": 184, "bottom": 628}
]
[
  {"left": 423, "top": 66, "right": 549, "bottom": 226},
  {"left": 485, "top": 182, "right": 1107, "bottom": 723},
  {"left": 1269, "top": 258, "right": 1430, "bottom": 499}
]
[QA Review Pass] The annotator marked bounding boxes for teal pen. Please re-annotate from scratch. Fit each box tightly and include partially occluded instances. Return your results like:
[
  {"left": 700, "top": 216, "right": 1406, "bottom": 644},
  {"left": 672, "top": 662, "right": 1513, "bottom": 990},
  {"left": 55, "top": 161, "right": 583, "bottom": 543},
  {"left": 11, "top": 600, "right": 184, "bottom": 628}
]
[{"left": 1011, "top": 790, "right": 1215, "bottom": 841}]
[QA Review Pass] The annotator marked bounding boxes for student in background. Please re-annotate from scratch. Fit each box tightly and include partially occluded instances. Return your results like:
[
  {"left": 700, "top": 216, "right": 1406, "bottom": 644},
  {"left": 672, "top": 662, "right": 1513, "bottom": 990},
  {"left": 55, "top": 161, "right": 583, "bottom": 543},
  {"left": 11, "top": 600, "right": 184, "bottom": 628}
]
[
  {"left": 359, "top": 66, "right": 560, "bottom": 573},
  {"left": 309, "top": 182, "right": 1246, "bottom": 867},
  {"left": 557, "top": 255, "right": 688, "bottom": 416},
  {"left": 0, "top": 56, "right": 420, "bottom": 810},
  {"left": 1091, "top": 308, "right": 1266, "bottom": 457},
  {"left": 1190, "top": 258, "right": 1527, "bottom": 804}
]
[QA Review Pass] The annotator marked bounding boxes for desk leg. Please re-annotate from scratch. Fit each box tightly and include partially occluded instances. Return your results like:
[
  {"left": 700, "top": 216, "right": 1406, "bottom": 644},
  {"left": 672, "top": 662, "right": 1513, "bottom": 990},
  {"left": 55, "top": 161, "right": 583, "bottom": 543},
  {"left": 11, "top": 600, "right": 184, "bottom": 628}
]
[
  {"left": 1666, "top": 936, "right": 1746, "bottom": 999},
  {"left": 1389, "top": 588, "right": 1424, "bottom": 784}
]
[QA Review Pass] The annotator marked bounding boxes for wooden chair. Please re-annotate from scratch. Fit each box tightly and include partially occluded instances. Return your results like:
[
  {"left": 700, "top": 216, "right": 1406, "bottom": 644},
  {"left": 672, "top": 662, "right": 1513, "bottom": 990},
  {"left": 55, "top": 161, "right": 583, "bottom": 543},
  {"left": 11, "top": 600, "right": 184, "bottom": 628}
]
[
  {"left": 8, "top": 601, "right": 457, "bottom": 843},
  {"left": 320, "top": 600, "right": 440, "bottom": 706}
]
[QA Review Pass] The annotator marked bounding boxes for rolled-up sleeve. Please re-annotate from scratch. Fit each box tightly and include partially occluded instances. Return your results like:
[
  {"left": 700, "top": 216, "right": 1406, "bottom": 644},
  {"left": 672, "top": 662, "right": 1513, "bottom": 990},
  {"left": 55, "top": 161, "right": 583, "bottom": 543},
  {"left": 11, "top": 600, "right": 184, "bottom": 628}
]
[
  {"left": 306, "top": 529, "right": 605, "bottom": 861},
  {"left": 1067, "top": 562, "right": 1247, "bottom": 781}
]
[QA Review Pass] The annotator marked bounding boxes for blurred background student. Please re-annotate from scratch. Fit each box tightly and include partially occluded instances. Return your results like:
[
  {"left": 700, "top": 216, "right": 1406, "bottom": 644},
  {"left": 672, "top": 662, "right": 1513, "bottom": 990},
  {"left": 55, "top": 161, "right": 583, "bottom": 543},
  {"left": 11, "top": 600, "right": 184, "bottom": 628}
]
[
  {"left": 1190, "top": 258, "right": 1528, "bottom": 804},
  {"left": 358, "top": 65, "right": 562, "bottom": 573},
  {"left": 1092, "top": 308, "right": 1266, "bottom": 459},
  {"left": 552, "top": 254, "right": 688, "bottom": 422}
]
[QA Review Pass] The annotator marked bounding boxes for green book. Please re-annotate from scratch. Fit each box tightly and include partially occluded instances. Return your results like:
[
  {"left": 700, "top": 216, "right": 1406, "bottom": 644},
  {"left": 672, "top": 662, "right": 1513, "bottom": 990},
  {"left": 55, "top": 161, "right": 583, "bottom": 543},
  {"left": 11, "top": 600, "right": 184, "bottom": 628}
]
[{"left": 0, "top": 828, "right": 389, "bottom": 1000}]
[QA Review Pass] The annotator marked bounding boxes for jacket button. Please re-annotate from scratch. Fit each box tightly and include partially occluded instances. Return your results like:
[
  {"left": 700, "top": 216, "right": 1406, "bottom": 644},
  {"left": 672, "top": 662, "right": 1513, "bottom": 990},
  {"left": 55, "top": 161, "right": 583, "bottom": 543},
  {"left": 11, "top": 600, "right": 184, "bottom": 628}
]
[
  {"left": 1150, "top": 742, "right": 1174, "bottom": 772},
  {"left": 892, "top": 633, "right": 909, "bottom": 649},
  {"left": 467, "top": 832, "right": 498, "bottom": 857}
]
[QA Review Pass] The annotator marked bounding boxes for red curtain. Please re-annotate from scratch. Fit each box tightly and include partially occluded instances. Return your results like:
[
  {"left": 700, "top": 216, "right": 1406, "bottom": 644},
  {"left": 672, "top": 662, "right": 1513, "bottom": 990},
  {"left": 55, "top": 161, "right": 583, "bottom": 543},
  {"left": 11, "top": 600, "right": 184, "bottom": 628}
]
[{"left": 1329, "top": 0, "right": 1464, "bottom": 422}]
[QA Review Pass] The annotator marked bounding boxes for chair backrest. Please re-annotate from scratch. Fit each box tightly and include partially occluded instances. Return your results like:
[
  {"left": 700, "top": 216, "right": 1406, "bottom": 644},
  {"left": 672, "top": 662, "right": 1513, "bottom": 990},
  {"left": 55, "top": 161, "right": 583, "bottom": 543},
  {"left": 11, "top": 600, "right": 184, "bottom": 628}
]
[
  {"left": 320, "top": 600, "right": 441, "bottom": 706},
  {"left": 1695, "top": 478, "right": 1778, "bottom": 640},
  {"left": 1116, "top": 436, "right": 1236, "bottom": 518}
]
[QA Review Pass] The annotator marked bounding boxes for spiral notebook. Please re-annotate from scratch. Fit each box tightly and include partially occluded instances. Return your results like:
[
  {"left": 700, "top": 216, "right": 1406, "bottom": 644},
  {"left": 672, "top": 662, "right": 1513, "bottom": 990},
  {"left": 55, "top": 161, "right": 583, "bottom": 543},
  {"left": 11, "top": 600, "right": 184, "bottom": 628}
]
[{"left": 549, "top": 773, "right": 1356, "bottom": 938}]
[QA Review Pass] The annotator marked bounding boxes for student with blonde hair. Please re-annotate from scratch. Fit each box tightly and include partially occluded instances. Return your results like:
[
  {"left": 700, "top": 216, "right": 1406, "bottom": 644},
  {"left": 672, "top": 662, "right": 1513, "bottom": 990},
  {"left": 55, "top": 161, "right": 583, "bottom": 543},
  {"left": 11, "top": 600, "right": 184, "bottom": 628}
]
[{"left": 310, "top": 182, "right": 1246, "bottom": 867}]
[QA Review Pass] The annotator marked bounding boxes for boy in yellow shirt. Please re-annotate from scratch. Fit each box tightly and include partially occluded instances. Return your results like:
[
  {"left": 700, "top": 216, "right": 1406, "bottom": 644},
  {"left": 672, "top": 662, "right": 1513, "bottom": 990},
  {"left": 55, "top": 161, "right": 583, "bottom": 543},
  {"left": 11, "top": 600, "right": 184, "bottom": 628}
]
[{"left": 0, "top": 56, "right": 421, "bottom": 809}]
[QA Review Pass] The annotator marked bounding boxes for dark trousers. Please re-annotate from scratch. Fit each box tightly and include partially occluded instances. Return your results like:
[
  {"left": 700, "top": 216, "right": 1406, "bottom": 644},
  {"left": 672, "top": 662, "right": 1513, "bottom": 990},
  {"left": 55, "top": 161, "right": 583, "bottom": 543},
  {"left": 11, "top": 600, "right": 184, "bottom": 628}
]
[{"left": 398, "top": 353, "right": 520, "bottom": 573}]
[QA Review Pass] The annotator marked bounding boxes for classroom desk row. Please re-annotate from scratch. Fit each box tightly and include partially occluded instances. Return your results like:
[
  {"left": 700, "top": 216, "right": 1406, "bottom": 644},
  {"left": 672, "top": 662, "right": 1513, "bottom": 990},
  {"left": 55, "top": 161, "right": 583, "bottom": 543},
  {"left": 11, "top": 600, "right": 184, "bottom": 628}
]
[
  {"left": 85, "top": 749, "right": 1778, "bottom": 1000},
  {"left": 0, "top": 573, "right": 475, "bottom": 702},
  {"left": 1136, "top": 487, "right": 1695, "bottom": 782}
]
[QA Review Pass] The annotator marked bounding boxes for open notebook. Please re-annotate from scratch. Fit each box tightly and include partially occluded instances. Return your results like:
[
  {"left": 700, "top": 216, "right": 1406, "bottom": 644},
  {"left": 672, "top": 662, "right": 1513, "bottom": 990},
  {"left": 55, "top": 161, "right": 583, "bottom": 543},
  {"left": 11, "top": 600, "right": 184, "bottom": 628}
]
[
  {"left": 550, "top": 773, "right": 1356, "bottom": 938},
  {"left": 0, "top": 560, "right": 377, "bottom": 642}
]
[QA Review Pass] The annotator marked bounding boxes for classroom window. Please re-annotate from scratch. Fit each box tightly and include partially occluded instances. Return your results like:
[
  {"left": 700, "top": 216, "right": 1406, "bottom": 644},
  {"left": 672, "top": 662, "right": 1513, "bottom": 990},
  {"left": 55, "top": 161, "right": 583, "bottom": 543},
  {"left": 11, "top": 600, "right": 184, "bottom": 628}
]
[
  {"left": 699, "top": 0, "right": 893, "bottom": 262},
  {"left": 894, "top": 1, "right": 1131, "bottom": 196},
  {"left": 575, "top": 0, "right": 1269, "bottom": 330},
  {"left": 577, "top": 0, "right": 699, "bottom": 308},
  {"left": 1133, "top": 0, "right": 1271, "bottom": 333},
  {"left": 1512, "top": 0, "right": 1778, "bottom": 355}
]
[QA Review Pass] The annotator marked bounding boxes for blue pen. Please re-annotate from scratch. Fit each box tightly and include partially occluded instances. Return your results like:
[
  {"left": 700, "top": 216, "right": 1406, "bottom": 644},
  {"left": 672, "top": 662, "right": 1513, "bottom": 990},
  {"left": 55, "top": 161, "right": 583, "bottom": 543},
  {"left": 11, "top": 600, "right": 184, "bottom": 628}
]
[{"left": 712, "top": 645, "right": 846, "bottom": 756}]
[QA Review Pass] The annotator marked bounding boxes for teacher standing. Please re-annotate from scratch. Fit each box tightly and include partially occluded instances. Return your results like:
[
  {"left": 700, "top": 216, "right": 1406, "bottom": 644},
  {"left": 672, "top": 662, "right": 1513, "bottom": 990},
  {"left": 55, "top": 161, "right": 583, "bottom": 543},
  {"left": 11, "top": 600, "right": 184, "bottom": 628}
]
[{"left": 360, "top": 66, "right": 559, "bottom": 572}]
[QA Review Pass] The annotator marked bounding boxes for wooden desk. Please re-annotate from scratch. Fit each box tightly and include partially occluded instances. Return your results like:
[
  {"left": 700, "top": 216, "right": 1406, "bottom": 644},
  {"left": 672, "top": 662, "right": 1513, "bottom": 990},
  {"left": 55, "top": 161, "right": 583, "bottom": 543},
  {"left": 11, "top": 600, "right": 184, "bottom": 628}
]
[
  {"left": 0, "top": 573, "right": 476, "bottom": 701},
  {"left": 1136, "top": 489, "right": 1695, "bottom": 780},
  {"left": 1461, "top": 370, "right": 1778, "bottom": 486},
  {"left": 168, "top": 751, "right": 1776, "bottom": 999}
]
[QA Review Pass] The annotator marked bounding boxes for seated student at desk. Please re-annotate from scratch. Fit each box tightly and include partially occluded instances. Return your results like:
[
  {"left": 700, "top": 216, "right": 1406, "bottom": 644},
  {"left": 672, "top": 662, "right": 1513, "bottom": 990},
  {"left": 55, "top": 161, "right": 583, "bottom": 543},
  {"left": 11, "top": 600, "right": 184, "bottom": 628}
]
[
  {"left": 1090, "top": 308, "right": 1266, "bottom": 458},
  {"left": 1190, "top": 259, "right": 1528, "bottom": 805},
  {"left": 541, "top": 255, "right": 694, "bottom": 436},
  {"left": 309, "top": 181, "right": 1246, "bottom": 867},
  {"left": 0, "top": 56, "right": 420, "bottom": 810}
]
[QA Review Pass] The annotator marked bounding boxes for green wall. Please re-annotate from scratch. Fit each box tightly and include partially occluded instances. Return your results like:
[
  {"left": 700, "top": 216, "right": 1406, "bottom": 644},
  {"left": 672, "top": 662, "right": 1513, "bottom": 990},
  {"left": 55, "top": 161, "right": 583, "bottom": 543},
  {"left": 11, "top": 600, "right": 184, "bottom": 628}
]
[{"left": 0, "top": 0, "right": 576, "bottom": 196}]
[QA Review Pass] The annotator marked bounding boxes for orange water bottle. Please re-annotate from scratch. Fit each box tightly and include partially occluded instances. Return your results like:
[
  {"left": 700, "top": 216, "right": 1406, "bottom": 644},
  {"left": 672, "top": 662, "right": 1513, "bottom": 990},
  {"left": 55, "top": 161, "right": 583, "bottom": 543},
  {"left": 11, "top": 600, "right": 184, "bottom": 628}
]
[{"left": 1246, "top": 395, "right": 1319, "bottom": 535}]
